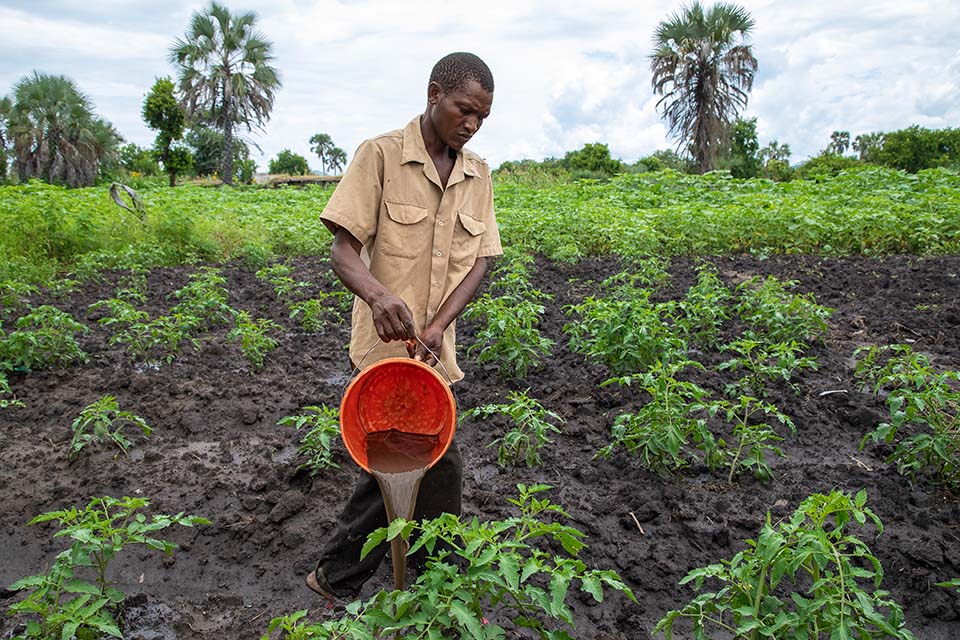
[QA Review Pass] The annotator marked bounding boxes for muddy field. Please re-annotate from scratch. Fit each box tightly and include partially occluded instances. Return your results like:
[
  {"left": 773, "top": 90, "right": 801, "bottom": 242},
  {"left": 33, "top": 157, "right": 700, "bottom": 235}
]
[{"left": 1, "top": 255, "right": 959, "bottom": 639}]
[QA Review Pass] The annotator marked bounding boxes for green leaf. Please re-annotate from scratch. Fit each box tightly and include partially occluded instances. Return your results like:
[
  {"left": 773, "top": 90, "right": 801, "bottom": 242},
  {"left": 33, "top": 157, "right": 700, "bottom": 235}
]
[
  {"left": 64, "top": 578, "right": 101, "bottom": 594},
  {"left": 499, "top": 553, "right": 520, "bottom": 591},
  {"left": 549, "top": 573, "right": 572, "bottom": 620},
  {"left": 360, "top": 528, "right": 388, "bottom": 560},
  {"left": 449, "top": 600, "right": 485, "bottom": 640},
  {"left": 581, "top": 574, "right": 603, "bottom": 602}
]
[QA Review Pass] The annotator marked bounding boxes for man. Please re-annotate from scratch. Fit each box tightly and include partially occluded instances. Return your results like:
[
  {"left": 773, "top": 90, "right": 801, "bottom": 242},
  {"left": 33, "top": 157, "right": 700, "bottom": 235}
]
[{"left": 307, "top": 52, "right": 500, "bottom": 600}]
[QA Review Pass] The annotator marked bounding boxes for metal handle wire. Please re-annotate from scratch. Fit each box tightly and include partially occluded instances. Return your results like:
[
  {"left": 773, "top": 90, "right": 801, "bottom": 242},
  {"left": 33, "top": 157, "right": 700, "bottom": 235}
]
[{"left": 341, "top": 336, "right": 459, "bottom": 410}]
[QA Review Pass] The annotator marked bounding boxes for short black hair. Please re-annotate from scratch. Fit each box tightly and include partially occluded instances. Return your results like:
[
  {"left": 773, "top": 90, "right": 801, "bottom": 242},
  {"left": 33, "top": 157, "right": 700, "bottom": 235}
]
[{"left": 429, "top": 52, "right": 494, "bottom": 94}]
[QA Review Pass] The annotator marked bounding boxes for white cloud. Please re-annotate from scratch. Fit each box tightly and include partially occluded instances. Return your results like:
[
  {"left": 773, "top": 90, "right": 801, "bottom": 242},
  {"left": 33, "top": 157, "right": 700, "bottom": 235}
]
[{"left": 1, "top": 0, "right": 957, "bottom": 170}]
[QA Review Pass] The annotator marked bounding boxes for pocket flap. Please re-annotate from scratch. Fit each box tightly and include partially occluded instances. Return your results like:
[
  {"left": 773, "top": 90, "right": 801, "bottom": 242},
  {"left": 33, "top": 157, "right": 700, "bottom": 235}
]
[
  {"left": 457, "top": 210, "right": 486, "bottom": 236},
  {"left": 385, "top": 201, "right": 428, "bottom": 224}
]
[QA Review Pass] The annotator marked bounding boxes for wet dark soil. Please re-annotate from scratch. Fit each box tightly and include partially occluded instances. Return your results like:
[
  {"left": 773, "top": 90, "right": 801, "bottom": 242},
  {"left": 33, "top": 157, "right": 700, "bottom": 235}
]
[{"left": 1, "top": 255, "right": 959, "bottom": 639}]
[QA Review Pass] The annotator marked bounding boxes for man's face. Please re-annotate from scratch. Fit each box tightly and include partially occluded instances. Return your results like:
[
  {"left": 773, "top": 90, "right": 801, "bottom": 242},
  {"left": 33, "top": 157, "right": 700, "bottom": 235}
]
[{"left": 428, "top": 78, "right": 493, "bottom": 151}]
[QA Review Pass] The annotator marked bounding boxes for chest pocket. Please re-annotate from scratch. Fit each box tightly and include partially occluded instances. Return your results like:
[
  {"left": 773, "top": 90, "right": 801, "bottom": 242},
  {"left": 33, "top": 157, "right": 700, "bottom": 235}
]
[
  {"left": 380, "top": 201, "right": 429, "bottom": 258},
  {"left": 451, "top": 209, "right": 486, "bottom": 265}
]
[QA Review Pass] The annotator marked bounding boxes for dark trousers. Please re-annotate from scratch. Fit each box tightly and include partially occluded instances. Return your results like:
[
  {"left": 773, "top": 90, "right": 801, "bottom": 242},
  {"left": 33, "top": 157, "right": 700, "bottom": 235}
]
[{"left": 318, "top": 440, "right": 462, "bottom": 597}]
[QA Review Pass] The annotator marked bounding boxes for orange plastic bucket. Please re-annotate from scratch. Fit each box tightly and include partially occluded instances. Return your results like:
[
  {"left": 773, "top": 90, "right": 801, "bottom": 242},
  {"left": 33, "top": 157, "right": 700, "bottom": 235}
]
[{"left": 340, "top": 357, "right": 456, "bottom": 473}]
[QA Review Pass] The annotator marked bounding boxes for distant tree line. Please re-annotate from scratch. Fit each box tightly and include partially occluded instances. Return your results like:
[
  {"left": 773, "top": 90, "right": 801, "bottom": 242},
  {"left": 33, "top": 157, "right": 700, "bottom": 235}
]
[
  {"left": 0, "top": 1, "right": 345, "bottom": 188},
  {"left": 2, "top": 0, "right": 957, "bottom": 188},
  {"left": 495, "top": 123, "right": 960, "bottom": 183}
]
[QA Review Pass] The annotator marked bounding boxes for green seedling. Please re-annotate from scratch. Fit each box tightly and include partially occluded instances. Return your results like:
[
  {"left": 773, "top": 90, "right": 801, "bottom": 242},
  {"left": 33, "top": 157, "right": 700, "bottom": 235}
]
[
  {"left": 0, "top": 280, "right": 38, "bottom": 317},
  {"left": 854, "top": 344, "right": 960, "bottom": 487},
  {"left": 170, "top": 267, "right": 234, "bottom": 329},
  {"left": 288, "top": 299, "right": 327, "bottom": 333},
  {"left": 675, "top": 264, "right": 732, "bottom": 348},
  {"left": 90, "top": 298, "right": 150, "bottom": 330},
  {"left": 7, "top": 496, "right": 208, "bottom": 640},
  {"left": 277, "top": 404, "right": 341, "bottom": 474},
  {"left": 1, "top": 370, "right": 23, "bottom": 409},
  {"left": 0, "top": 305, "right": 88, "bottom": 371},
  {"left": 489, "top": 251, "right": 540, "bottom": 297},
  {"left": 655, "top": 490, "right": 915, "bottom": 640},
  {"left": 602, "top": 259, "right": 671, "bottom": 290},
  {"left": 937, "top": 578, "right": 960, "bottom": 594},
  {"left": 229, "top": 311, "right": 280, "bottom": 371},
  {"left": 90, "top": 298, "right": 200, "bottom": 363},
  {"left": 48, "top": 278, "right": 80, "bottom": 298},
  {"left": 565, "top": 288, "right": 686, "bottom": 376},
  {"left": 462, "top": 390, "right": 565, "bottom": 467},
  {"left": 264, "top": 484, "right": 636, "bottom": 640},
  {"left": 709, "top": 395, "right": 796, "bottom": 483},
  {"left": 734, "top": 275, "right": 833, "bottom": 344},
  {"left": 256, "top": 263, "right": 311, "bottom": 302},
  {"left": 466, "top": 292, "right": 553, "bottom": 380},
  {"left": 114, "top": 270, "right": 148, "bottom": 304},
  {"left": 718, "top": 338, "right": 818, "bottom": 398},
  {"left": 598, "top": 360, "right": 714, "bottom": 475},
  {"left": 70, "top": 395, "right": 152, "bottom": 458}
]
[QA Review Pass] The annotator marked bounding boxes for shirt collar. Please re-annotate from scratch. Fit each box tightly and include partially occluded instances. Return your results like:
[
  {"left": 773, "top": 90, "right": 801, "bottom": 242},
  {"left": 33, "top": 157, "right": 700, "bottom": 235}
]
[{"left": 401, "top": 115, "right": 480, "bottom": 179}]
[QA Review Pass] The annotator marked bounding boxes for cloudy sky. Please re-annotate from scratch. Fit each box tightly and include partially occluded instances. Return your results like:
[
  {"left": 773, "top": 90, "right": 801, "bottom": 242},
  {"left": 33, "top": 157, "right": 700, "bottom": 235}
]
[{"left": 2, "top": 0, "right": 958, "bottom": 171}]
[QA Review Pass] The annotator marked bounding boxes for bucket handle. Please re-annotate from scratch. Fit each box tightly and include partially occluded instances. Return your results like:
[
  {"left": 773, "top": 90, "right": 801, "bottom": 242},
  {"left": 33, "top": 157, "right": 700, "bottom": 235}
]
[{"left": 342, "top": 336, "right": 459, "bottom": 406}]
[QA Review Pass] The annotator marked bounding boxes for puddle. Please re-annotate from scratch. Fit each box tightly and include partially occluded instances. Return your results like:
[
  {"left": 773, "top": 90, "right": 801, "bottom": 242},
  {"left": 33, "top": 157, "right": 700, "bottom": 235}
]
[
  {"left": 272, "top": 443, "right": 298, "bottom": 463},
  {"left": 123, "top": 601, "right": 179, "bottom": 640},
  {"left": 133, "top": 361, "right": 163, "bottom": 374}
]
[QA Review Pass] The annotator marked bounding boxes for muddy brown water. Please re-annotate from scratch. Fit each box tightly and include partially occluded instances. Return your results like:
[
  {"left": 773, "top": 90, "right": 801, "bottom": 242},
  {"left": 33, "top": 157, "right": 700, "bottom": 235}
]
[{"left": 366, "top": 429, "right": 439, "bottom": 589}]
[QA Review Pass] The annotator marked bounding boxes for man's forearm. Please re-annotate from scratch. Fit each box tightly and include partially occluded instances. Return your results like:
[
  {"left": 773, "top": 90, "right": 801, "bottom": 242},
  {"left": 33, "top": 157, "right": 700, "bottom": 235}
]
[
  {"left": 330, "top": 228, "right": 389, "bottom": 305},
  {"left": 429, "top": 256, "right": 488, "bottom": 331},
  {"left": 330, "top": 226, "right": 416, "bottom": 342}
]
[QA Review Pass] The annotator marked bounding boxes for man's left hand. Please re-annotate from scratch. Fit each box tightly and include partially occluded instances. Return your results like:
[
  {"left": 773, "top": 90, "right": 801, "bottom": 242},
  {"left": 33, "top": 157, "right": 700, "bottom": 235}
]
[{"left": 413, "top": 324, "right": 444, "bottom": 367}]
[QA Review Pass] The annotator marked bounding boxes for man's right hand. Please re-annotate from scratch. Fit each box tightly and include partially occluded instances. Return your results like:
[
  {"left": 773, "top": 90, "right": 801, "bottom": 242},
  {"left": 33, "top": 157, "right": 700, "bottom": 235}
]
[
  {"left": 330, "top": 227, "right": 417, "bottom": 344},
  {"left": 368, "top": 291, "right": 416, "bottom": 343}
]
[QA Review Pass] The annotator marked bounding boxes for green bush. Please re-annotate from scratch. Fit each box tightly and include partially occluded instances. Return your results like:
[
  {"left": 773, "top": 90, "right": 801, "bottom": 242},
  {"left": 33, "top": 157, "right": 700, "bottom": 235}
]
[
  {"left": 563, "top": 142, "right": 623, "bottom": 177},
  {"left": 854, "top": 344, "right": 960, "bottom": 487},
  {"left": 0, "top": 305, "right": 88, "bottom": 371},
  {"left": 263, "top": 485, "right": 636, "bottom": 640},
  {"left": 466, "top": 293, "right": 553, "bottom": 380},
  {"left": 734, "top": 276, "right": 832, "bottom": 345},
  {"left": 229, "top": 311, "right": 280, "bottom": 371},
  {"left": 877, "top": 126, "right": 960, "bottom": 173},
  {"left": 70, "top": 395, "right": 152, "bottom": 458},
  {"left": 269, "top": 149, "right": 310, "bottom": 176},
  {"left": 7, "top": 496, "right": 208, "bottom": 640},
  {"left": 565, "top": 283, "right": 685, "bottom": 376},
  {"left": 462, "top": 390, "right": 564, "bottom": 467},
  {"left": 794, "top": 153, "right": 864, "bottom": 180},
  {"left": 655, "top": 490, "right": 915, "bottom": 640},
  {"left": 598, "top": 360, "right": 714, "bottom": 474},
  {"left": 277, "top": 405, "right": 341, "bottom": 474}
]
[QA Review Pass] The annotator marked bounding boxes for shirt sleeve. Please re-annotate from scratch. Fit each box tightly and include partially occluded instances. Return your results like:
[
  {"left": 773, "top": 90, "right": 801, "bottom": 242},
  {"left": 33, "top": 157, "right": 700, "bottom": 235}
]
[
  {"left": 319, "top": 140, "right": 384, "bottom": 245},
  {"left": 476, "top": 167, "right": 503, "bottom": 258}
]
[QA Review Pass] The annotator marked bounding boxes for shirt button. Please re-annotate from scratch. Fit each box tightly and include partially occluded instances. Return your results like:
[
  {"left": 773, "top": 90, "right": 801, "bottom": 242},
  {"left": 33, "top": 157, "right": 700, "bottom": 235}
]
[
  {"left": 432, "top": 281, "right": 439, "bottom": 287},
  {"left": 435, "top": 250, "right": 442, "bottom": 256},
  {"left": 437, "top": 220, "right": 444, "bottom": 226}
]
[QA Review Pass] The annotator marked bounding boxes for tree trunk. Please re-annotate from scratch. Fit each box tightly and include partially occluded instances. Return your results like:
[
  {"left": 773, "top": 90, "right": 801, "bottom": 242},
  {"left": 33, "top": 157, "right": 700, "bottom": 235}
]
[
  {"left": 221, "top": 121, "right": 234, "bottom": 186},
  {"left": 161, "top": 138, "right": 175, "bottom": 187}
]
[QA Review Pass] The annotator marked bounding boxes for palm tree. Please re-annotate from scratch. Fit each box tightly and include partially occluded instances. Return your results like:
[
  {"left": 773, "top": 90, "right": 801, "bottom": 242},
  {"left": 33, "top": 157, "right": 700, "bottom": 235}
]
[
  {"left": 309, "top": 132, "right": 333, "bottom": 174},
  {"left": 8, "top": 72, "right": 122, "bottom": 188},
  {"left": 0, "top": 96, "right": 11, "bottom": 181},
  {"left": 170, "top": 2, "right": 280, "bottom": 184},
  {"left": 759, "top": 140, "right": 791, "bottom": 164},
  {"left": 328, "top": 146, "right": 347, "bottom": 175},
  {"left": 650, "top": 2, "right": 758, "bottom": 173}
]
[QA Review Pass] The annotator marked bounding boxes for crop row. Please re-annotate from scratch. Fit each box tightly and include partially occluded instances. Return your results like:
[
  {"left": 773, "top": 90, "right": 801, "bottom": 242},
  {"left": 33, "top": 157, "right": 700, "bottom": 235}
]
[{"left": 2, "top": 165, "right": 959, "bottom": 287}]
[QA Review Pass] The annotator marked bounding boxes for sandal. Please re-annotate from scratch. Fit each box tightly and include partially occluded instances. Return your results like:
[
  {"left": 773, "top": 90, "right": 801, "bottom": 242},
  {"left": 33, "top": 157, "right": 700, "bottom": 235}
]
[{"left": 305, "top": 566, "right": 339, "bottom": 605}]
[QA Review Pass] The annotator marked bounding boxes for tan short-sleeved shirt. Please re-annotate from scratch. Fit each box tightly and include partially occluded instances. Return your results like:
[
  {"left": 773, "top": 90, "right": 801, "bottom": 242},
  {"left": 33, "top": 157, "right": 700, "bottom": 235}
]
[{"left": 320, "top": 115, "right": 503, "bottom": 383}]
